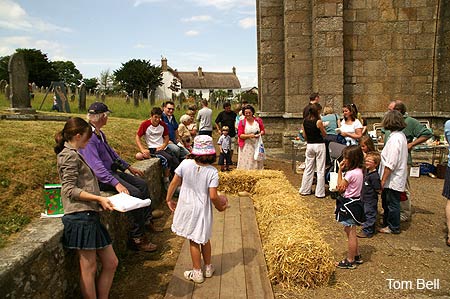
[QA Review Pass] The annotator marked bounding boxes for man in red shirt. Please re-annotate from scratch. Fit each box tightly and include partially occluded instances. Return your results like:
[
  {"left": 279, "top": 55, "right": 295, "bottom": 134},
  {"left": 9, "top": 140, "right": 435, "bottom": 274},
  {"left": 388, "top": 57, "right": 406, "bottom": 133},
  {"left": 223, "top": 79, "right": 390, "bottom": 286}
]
[{"left": 136, "top": 107, "right": 179, "bottom": 189}]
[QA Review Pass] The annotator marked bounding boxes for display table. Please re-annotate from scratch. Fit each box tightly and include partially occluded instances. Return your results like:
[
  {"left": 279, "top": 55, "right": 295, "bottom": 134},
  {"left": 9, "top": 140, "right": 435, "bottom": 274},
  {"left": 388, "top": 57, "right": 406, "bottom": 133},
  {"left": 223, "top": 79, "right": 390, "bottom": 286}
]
[
  {"left": 291, "top": 140, "right": 306, "bottom": 172},
  {"left": 412, "top": 144, "right": 448, "bottom": 165}
]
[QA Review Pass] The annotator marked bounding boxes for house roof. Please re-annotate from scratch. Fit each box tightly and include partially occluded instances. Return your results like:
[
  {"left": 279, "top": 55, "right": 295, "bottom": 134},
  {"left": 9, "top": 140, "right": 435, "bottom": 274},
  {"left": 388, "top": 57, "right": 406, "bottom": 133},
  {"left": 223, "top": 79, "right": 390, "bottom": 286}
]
[{"left": 175, "top": 71, "right": 241, "bottom": 90}]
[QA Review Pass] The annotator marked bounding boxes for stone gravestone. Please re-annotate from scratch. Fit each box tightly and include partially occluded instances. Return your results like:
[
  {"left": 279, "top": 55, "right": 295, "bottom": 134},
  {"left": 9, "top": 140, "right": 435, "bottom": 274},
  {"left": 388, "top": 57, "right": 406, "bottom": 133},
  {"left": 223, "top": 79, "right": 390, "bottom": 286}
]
[
  {"left": 5, "top": 84, "right": 10, "bottom": 101},
  {"left": 7, "top": 52, "right": 35, "bottom": 113},
  {"left": 78, "top": 82, "right": 86, "bottom": 111},
  {"left": 0, "top": 80, "right": 6, "bottom": 94},
  {"left": 132, "top": 89, "right": 139, "bottom": 107},
  {"left": 126, "top": 94, "right": 130, "bottom": 104},
  {"left": 101, "top": 92, "right": 106, "bottom": 102},
  {"left": 139, "top": 91, "right": 143, "bottom": 102},
  {"left": 53, "top": 81, "right": 71, "bottom": 113}
]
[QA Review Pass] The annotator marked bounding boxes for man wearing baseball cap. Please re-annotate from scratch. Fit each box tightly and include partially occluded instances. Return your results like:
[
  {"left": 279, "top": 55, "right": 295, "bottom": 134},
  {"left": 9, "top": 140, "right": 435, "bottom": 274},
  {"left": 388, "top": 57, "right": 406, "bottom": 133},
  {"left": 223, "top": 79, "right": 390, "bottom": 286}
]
[{"left": 79, "top": 102, "right": 160, "bottom": 252}]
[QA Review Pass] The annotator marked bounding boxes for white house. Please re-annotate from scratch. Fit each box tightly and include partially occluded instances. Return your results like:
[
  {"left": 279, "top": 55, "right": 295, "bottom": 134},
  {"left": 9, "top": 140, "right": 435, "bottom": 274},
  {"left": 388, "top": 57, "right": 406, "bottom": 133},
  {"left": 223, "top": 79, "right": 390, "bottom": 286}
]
[{"left": 154, "top": 58, "right": 241, "bottom": 101}]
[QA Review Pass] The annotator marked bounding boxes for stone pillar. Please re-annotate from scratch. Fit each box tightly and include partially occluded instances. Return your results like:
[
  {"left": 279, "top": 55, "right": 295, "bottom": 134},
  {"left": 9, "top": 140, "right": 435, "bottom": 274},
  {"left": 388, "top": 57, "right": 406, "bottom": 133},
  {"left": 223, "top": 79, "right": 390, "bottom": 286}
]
[
  {"left": 312, "top": 0, "right": 344, "bottom": 112},
  {"left": 257, "top": 0, "right": 285, "bottom": 116},
  {"left": 7, "top": 53, "right": 35, "bottom": 113},
  {"left": 78, "top": 83, "right": 86, "bottom": 111},
  {"left": 283, "top": 0, "right": 313, "bottom": 116}
]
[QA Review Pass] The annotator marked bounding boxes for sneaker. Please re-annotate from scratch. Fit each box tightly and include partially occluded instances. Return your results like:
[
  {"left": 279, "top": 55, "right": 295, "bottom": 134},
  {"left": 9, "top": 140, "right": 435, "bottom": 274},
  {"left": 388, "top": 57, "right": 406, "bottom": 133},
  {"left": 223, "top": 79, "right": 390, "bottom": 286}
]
[
  {"left": 205, "top": 264, "right": 215, "bottom": 278},
  {"left": 336, "top": 259, "right": 356, "bottom": 269},
  {"left": 379, "top": 226, "right": 400, "bottom": 234},
  {"left": 184, "top": 269, "right": 205, "bottom": 283},
  {"left": 129, "top": 237, "right": 158, "bottom": 252},
  {"left": 354, "top": 254, "right": 363, "bottom": 264}
]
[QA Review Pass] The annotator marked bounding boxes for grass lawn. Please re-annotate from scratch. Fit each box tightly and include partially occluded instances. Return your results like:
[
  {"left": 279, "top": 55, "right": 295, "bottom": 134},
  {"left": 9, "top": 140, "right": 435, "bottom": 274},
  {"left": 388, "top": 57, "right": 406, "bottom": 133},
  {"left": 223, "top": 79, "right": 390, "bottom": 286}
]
[{"left": 0, "top": 91, "right": 221, "bottom": 247}]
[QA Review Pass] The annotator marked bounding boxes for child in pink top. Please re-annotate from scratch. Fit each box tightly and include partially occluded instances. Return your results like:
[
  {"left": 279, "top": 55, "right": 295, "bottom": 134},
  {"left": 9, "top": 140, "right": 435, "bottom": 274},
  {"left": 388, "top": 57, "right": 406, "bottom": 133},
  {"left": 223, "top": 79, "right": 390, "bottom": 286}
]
[{"left": 335, "top": 145, "right": 365, "bottom": 269}]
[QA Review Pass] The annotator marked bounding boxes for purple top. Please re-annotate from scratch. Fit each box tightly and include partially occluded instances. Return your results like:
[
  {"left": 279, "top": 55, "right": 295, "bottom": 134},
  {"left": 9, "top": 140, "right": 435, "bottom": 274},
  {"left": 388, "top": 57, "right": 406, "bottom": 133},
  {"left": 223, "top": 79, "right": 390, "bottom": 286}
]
[{"left": 79, "top": 129, "right": 129, "bottom": 187}]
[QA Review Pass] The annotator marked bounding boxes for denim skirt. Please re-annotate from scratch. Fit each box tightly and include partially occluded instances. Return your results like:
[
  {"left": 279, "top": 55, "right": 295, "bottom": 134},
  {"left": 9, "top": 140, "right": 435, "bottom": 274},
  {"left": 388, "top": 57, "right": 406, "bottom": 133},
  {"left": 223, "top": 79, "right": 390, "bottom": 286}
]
[
  {"left": 443, "top": 166, "right": 450, "bottom": 200},
  {"left": 62, "top": 211, "right": 112, "bottom": 250}
]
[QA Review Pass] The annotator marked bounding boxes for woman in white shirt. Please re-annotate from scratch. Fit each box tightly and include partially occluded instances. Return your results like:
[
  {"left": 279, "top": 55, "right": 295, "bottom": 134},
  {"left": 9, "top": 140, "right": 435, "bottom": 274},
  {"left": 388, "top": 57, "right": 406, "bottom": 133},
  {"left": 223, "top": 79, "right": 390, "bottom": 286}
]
[{"left": 339, "top": 104, "right": 363, "bottom": 146}]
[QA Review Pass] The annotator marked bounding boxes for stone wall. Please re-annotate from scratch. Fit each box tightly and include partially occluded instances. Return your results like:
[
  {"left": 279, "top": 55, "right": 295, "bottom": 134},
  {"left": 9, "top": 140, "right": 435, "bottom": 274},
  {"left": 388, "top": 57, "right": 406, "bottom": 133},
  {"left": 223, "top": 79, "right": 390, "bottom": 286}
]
[
  {"left": 257, "top": 0, "right": 450, "bottom": 151},
  {"left": 0, "top": 159, "right": 162, "bottom": 299}
]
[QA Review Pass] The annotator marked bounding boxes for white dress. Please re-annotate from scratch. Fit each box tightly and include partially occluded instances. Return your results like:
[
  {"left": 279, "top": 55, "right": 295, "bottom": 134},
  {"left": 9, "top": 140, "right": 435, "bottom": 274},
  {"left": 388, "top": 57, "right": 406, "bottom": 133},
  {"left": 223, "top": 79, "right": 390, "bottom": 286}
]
[
  {"left": 171, "top": 159, "right": 219, "bottom": 245},
  {"left": 237, "top": 120, "right": 264, "bottom": 170}
]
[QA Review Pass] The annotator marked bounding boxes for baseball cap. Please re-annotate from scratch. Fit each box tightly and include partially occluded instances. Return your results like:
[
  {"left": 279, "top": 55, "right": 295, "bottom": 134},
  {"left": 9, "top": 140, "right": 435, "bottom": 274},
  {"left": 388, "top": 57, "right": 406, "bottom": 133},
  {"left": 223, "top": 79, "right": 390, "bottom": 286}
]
[{"left": 88, "top": 102, "right": 112, "bottom": 114}]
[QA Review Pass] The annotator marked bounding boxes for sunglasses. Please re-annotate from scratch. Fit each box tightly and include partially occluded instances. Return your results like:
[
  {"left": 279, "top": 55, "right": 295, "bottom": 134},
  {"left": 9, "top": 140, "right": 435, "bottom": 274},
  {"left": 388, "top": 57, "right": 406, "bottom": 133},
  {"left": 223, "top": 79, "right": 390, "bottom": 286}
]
[{"left": 167, "top": 108, "right": 175, "bottom": 111}]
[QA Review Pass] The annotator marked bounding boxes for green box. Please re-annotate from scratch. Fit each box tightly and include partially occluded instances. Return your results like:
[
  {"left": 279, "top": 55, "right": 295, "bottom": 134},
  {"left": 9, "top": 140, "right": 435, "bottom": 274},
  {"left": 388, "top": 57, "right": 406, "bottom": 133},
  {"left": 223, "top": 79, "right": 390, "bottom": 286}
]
[{"left": 43, "top": 184, "right": 64, "bottom": 215}]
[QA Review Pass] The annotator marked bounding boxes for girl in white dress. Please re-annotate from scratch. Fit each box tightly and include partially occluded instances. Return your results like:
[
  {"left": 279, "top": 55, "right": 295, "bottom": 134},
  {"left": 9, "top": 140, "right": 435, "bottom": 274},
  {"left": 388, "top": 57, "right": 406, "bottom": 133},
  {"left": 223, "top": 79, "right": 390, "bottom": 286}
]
[{"left": 166, "top": 135, "right": 227, "bottom": 283}]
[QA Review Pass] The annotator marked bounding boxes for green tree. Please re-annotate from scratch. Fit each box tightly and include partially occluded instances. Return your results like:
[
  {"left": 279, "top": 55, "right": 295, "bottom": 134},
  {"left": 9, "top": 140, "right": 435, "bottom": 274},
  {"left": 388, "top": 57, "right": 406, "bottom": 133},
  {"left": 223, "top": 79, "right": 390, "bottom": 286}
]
[
  {"left": 98, "top": 69, "right": 114, "bottom": 93},
  {"left": 113, "top": 59, "right": 162, "bottom": 95},
  {"left": 16, "top": 48, "right": 58, "bottom": 87},
  {"left": 52, "top": 61, "right": 82, "bottom": 87},
  {"left": 83, "top": 77, "right": 98, "bottom": 91},
  {"left": 0, "top": 56, "right": 10, "bottom": 82}
]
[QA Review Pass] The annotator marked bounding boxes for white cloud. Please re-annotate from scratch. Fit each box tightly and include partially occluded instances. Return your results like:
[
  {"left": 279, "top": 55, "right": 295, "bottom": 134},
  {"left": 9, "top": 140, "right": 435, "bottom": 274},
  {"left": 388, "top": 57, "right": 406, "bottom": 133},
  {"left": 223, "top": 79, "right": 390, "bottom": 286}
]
[
  {"left": 0, "top": 36, "right": 66, "bottom": 58},
  {"left": 181, "top": 15, "right": 212, "bottom": 22},
  {"left": 190, "top": 0, "right": 254, "bottom": 10},
  {"left": 134, "top": 43, "right": 152, "bottom": 49},
  {"left": 238, "top": 17, "right": 255, "bottom": 29},
  {"left": 185, "top": 30, "right": 199, "bottom": 36},
  {"left": 0, "top": 0, "right": 71, "bottom": 32},
  {"left": 133, "top": 0, "right": 163, "bottom": 7}
]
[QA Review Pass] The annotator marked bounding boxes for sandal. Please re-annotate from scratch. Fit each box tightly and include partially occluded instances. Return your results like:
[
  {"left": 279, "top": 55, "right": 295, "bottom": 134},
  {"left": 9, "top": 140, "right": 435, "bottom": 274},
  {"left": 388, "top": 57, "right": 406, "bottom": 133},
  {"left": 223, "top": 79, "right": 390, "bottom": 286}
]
[{"left": 336, "top": 259, "right": 356, "bottom": 269}]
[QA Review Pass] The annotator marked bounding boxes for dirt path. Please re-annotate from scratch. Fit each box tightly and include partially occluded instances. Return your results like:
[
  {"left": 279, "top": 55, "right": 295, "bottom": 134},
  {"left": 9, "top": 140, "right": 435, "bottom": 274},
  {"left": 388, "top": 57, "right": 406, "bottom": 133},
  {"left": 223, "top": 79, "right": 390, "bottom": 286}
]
[{"left": 111, "top": 157, "right": 450, "bottom": 298}]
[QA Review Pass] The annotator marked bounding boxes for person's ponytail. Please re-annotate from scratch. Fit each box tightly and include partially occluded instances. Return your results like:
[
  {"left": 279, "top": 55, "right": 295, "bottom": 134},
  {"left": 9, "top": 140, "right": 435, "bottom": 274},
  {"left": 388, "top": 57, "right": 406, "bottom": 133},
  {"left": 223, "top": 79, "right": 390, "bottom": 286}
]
[{"left": 54, "top": 130, "right": 66, "bottom": 154}]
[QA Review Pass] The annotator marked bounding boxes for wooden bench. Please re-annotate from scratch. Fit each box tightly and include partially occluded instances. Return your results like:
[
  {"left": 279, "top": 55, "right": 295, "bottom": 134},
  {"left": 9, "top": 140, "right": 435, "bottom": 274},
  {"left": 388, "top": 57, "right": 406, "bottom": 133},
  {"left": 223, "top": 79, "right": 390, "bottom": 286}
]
[{"left": 164, "top": 196, "right": 274, "bottom": 299}]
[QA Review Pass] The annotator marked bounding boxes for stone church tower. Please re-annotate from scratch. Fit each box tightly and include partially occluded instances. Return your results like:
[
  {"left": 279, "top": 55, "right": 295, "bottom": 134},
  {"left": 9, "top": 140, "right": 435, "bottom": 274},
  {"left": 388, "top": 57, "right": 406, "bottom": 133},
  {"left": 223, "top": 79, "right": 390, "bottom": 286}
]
[{"left": 257, "top": 0, "right": 450, "bottom": 151}]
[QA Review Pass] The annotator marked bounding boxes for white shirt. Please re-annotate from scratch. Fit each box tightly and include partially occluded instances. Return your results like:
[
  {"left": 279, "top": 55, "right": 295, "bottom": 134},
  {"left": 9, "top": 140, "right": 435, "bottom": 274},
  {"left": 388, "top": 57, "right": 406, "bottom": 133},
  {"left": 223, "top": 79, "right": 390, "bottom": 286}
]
[
  {"left": 379, "top": 131, "right": 408, "bottom": 192},
  {"left": 340, "top": 119, "right": 363, "bottom": 145}
]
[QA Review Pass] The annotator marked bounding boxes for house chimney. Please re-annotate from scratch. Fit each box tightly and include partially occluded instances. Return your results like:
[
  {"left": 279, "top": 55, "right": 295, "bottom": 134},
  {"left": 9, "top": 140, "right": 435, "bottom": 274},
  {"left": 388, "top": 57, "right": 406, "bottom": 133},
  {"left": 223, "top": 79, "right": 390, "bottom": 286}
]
[
  {"left": 197, "top": 66, "right": 203, "bottom": 77},
  {"left": 232, "top": 66, "right": 236, "bottom": 75},
  {"left": 161, "top": 57, "right": 168, "bottom": 72}
]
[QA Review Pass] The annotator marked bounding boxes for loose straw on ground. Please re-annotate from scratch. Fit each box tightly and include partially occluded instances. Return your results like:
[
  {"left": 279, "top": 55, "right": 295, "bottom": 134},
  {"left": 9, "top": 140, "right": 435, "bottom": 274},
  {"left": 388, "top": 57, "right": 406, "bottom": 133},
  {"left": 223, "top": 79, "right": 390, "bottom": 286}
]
[{"left": 219, "top": 170, "right": 335, "bottom": 290}]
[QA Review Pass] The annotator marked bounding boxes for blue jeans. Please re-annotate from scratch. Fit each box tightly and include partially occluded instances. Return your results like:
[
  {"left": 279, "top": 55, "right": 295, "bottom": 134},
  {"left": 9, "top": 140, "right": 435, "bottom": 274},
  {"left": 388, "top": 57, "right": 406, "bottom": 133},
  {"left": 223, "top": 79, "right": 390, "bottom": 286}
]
[
  {"left": 381, "top": 188, "right": 401, "bottom": 233},
  {"left": 99, "top": 172, "right": 151, "bottom": 239},
  {"left": 362, "top": 199, "right": 378, "bottom": 235}
]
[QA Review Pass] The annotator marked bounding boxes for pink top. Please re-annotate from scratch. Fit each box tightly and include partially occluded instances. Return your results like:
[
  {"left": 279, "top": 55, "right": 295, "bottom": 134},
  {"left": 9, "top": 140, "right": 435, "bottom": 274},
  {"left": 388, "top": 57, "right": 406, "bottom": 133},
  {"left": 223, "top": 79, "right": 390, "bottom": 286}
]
[
  {"left": 237, "top": 117, "right": 265, "bottom": 148},
  {"left": 343, "top": 168, "right": 363, "bottom": 198}
]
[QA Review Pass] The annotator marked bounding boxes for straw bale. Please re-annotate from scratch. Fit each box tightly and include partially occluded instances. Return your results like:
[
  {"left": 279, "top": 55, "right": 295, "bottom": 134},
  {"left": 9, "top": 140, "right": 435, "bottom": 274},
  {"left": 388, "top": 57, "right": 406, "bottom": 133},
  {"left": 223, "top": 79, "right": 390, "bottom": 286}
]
[{"left": 219, "top": 169, "right": 335, "bottom": 289}]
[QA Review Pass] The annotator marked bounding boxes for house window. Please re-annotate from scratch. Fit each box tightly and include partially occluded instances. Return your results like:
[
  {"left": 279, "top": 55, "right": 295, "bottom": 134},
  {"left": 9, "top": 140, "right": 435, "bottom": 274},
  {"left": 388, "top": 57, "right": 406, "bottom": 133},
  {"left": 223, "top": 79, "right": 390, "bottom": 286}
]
[
  {"left": 227, "top": 90, "right": 233, "bottom": 97},
  {"left": 209, "top": 89, "right": 214, "bottom": 94}
]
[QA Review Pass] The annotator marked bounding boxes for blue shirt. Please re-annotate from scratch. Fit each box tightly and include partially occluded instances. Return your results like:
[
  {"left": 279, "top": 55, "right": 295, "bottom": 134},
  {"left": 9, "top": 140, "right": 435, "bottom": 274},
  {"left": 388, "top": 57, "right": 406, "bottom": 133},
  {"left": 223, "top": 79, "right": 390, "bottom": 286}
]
[
  {"left": 445, "top": 120, "right": 450, "bottom": 167},
  {"left": 161, "top": 113, "right": 179, "bottom": 143}
]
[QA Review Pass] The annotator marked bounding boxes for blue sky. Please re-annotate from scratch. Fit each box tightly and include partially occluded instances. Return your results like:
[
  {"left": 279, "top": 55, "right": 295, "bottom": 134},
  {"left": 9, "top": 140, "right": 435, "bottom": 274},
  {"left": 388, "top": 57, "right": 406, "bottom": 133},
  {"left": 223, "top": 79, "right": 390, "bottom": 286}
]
[{"left": 0, "top": 0, "right": 257, "bottom": 87}]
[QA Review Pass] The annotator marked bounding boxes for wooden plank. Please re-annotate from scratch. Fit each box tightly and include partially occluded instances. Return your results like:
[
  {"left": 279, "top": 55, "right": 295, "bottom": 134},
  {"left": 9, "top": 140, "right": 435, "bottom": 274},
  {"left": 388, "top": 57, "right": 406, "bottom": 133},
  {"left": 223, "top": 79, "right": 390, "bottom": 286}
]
[
  {"left": 192, "top": 207, "right": 225, "bottom": 299},
  {"left": 164, "top": 239, "right": 194, "bottom": 299},
  {"left": 240, "top": 197, "right": 274, "bottom": 299},
  {"left": 219, "top": 196, "right": 247, "bottom": 299}
]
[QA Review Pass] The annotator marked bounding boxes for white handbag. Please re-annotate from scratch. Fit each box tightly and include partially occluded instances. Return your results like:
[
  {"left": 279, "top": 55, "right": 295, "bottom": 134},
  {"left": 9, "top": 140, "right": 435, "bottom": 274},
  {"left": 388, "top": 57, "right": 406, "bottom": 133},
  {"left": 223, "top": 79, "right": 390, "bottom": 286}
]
[
  {"left": 254, "top": 136, "right": 266, "bottom": 161},
  {"left": 329, "top": 160, "right": 339, "bottom": 192}
]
